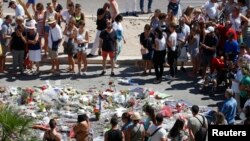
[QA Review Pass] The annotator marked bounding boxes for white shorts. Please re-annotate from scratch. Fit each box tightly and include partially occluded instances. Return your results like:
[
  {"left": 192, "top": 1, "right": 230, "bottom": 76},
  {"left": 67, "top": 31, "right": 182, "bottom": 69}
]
[{"left": 29, "top": 49, "right": 41, "bottom": 62}]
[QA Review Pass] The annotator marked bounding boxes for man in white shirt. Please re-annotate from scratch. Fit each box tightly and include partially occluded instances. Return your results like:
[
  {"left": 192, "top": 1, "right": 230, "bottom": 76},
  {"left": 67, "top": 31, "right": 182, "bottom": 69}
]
[
  {"left": 147, "top": 113, "right": 167, "bottom": 141},
  {"left": 177, "top": 17, "right": 190, "bottom": 73},
  {"left": 8, "top": 0, "right": 25, "bottom": 18},
  {"left": 47, "top": 17, "right": 62, "bottom": 75},
  {"left": 202, "top": 0, "right": 219, "bottom": 20}
]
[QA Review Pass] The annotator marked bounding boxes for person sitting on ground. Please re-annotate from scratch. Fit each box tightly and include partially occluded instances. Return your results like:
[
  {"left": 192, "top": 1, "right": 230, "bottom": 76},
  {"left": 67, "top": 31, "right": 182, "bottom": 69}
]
[
  {"left": 73, "top": 114, "right": 91, "bottom": 141},
  {"left": 127, "top": 112, "right": 145, "bottom": 141},
  {"left": 105, "top": 116, "right": 125, "bottom": 141},
  {"left": 43, "top": 119, "right": 61, "bottom": 141},
  {"left": 220, "top": 89, "right": 237, "bottom": 125},
  {"left": 168, "top": 118, "right": 188, "bottom": 141}
]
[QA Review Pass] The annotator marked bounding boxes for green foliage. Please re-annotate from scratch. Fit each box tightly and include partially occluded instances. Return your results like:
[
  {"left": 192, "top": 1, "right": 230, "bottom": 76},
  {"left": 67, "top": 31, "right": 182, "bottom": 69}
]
[{"left": 0, "top": 106, "right": 36, "bottom": 141}]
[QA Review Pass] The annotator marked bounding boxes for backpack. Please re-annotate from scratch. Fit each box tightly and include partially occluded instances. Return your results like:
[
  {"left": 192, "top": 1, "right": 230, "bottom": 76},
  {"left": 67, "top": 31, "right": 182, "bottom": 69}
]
[{"left": 194, "top": 115, "right": 207, "bottom": 141}]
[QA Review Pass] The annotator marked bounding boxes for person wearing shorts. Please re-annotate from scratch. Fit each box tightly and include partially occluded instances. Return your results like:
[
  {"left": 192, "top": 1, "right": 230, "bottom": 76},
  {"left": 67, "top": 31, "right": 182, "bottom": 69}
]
[
  {"left": 98, "top": 19, "right": 117, "bottom": 76},
  {"left": 75, "top": 21, "right": 89, "bottom": 75},
  {"left": 47, "top": 17, "right": 62, "bottom": 74},
  {"left": 26, "top": 0, "right": 36, "bottom": 14}
]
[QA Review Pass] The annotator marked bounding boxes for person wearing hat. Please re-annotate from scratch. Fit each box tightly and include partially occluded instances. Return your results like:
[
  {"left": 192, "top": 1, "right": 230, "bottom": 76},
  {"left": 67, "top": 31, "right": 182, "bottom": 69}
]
[
  {"left": 47, "top": 16, "right": 62, "bottom": 75},
  {"left": 44, "top": 2, "right": 59, "bottom": 56},
  {"left": 0, "top": 15, "right": 13, "bottom": 73},
  {"left": 8, "top": 0, "right": 25, "bottom": 18},
  {"left": 198, "top": 26, "right": 218, "bottom": 84},
  {"left": 26, "top": 21, "right": 41, "bottom": 75},
  {"left": 127, "top": 112, "right": 145, "bottom": 141},
  {"left": 220, "top": 89, "right": 237, "bottom": 125}
]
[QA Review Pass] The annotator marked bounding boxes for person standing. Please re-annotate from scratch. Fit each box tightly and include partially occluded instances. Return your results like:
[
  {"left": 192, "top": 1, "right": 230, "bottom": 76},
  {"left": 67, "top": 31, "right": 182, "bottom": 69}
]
[
  {"left": 0, "top": 15, "right": 13, "bottom": 73},
  {"left": 34, "top": 3, "right": 45, "bottom": 55},
  {"left": 75, "top": 21, "right": 89, "bottom": 76},
  {"left": 127, "top": 112, "right": 145, "bottom": 141},
  {"left": 88, "top": 3, "right": 111, "bottom": 57},
  {"left": 168, "top": 118, "right": 188, "bottom": 141},
  {"left": 166, "top": 22, "right": 178, "bottom": 80},
  {"left": 140, "top": 0, "right": 153, "bottom": 14},
  {"left": 125, "top": 0, "right": 138, "bottom": 16},
  {"left": 140, "top": 24, "right": 155, "bottom": 75},
  {"left": 26, "top": 21, "right": 41, "bottom": 75},
  {"left": 10, "top": 25, "right": 26, "bottom": 75},
  {"left": 153, "top": 27, "right": 167, "bottom": 84},
  {"left": 187, "top": 105, "right": 208, "bottom": 141},
  {"left": 220, "top": 89, "right": 237, "bottom": 125},
  {"left": 198, "top": 26, "right": 218, "bottom": 84},
  {"left": 48, "top": 17, "right": 62, "bottom": 75},
  {"left": 146, "top": 113, "right": 167, "bottom": 141},
  {"left": 98, "top": 19, "right": 117, "bottom": 76},
  {"left": 8, "top": 0, "right": 25, "bottom": 18},
  {"left": 113, "top": 14, "right": 126, "bottom": 68},
  {"left": 26, "top": 0, "right": 36, "bottom": 14},
  {"left": 105, "top": 116, "right": 124, "bottom": 141},
  {"left": 51, "top": 0, "right": 63, "bottom": 25},
  {"left": 63, "top": 17, "right": 77, "bottom": 73},
  {"left": 73, "top": 3, "right": 85, "bottom": 28},
  {"left": 109, "top": 0, "right": 119, "bottom": 21}
]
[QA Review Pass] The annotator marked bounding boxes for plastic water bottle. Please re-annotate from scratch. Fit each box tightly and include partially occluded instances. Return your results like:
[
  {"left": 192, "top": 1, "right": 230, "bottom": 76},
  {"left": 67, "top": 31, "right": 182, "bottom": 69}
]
[{"left": 118, "top": 78, "right": 135, "bottom": 85}]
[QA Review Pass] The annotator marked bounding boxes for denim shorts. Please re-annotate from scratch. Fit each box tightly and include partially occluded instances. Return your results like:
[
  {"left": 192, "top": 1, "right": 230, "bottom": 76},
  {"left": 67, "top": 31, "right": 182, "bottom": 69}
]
[{"left": 27, "top": 0, "right": 36, "bottom": 4}]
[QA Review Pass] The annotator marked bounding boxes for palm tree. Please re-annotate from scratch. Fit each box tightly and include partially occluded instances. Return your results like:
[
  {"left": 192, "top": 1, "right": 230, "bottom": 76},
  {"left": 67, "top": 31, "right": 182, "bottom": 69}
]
[{"left": 0, "top": 106, "right": 36, "bottom": 141}]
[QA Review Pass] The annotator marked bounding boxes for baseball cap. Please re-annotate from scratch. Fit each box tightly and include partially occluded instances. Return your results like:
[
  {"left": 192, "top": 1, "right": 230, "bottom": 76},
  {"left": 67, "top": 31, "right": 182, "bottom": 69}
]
[{"left": 205, "top": 26, "right": 215, "bottom": 34}]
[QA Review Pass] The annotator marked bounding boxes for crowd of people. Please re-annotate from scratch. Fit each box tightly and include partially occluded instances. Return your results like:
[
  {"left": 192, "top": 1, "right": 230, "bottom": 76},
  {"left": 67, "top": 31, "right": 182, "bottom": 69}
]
[{"left": 0, "top": 0, "right": 250, "bottom": 141}]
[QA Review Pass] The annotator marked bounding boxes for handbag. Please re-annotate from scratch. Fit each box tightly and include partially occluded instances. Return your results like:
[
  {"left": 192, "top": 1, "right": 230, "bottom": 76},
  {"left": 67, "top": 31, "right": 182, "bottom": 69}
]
[
  {"left": 141, "top": 47, "right": 148, "bottom": 55},
  {"left": 50, "top": 30, "right": 60, "bottom": 51}
]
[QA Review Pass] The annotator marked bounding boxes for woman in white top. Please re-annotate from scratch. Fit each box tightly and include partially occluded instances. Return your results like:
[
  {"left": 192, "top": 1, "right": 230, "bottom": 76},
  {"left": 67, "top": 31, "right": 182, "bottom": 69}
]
[
  {"left": 63, "top": 17, "right": 77, "bottom": 73},
  {"left": 229, "top": 6, "right": 249, "bottom": 43},
  {"left": 75, "top": 21, "right": 89, "bottom": 75},
  {"left": 153, "top": 27, "right": 167, "bottom": 84},
  {"left": 166, "top": 23, "right": 177, "bottom": 79}
]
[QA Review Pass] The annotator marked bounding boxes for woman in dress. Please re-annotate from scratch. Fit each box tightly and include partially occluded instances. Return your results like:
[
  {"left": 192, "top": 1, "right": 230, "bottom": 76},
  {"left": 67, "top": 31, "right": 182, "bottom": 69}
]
[
  {"left": 75, "top": 20, "right": 89, "bottom": 75},
  {"left": 34, "top": 3, "right": 45, "bottom": 55},
  {"left": 63, "top": 17, "right": 77, "bottom": 73},
  {"left": 26, "top": 22, "right": 41, "bottom": 75}
]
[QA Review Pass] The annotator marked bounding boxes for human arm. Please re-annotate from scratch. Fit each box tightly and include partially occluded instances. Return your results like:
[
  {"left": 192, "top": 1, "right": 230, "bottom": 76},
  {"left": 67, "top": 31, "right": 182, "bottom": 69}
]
[{"left": 27, "top": 33, "right": 39, "bottom": 45}]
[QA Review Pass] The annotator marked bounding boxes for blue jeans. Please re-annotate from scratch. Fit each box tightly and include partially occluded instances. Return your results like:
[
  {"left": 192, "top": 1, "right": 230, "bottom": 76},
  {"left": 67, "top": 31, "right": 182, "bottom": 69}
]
[{"left": 140, "top": 0, "right": 153, "bottom": 11}]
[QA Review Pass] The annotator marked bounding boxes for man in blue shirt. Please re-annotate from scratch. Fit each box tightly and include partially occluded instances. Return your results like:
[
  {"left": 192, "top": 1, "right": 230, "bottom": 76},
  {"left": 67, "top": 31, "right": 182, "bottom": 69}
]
[
  {"left": 224, "top": 33, "right": 239, "bottom": 62},
  {"left": 221, "top": 89, "right": 237, "bottom": 125}
]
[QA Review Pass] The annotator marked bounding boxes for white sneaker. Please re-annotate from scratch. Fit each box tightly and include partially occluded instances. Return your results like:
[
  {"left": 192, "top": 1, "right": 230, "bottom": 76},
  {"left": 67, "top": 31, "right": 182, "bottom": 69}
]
[
  {"left": 198, "top": 79, "right": 205, "bottom": 84},
  {"left": 165, "top": 75, "right": 174, "bottom": 80}
]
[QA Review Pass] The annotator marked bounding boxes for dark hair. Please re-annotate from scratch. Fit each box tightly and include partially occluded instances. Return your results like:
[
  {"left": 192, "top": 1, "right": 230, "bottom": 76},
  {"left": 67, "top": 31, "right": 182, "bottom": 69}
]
[
  {"left": 156, "top": 113, "right": 164, "bottom": 123},
  {"left": 78, "top": 20, "right": 85, "bottom": 27},
  {"left": 240, "top": 43, "right": 247, "bottom": 50},
  {"left": 5, "top": 15, "right": 12, "bottom": 20},
  {"left": 144, "top": 24, "right": 151, "bottom": 31},
  {"left": 122, "top": 112, "right": 131, "bottom": 122},
  {"left": 238, "top": 0, "right": 246, "bottom": 5},
  {"left": 49, "top": 119, "right": 57, "bottom": 129},
  {"left": 244, "top": 105, "right": 250, "bottom": 125},
  {"left": 103, "top": 2, "right": 110, "bottom": 9},
  {"left": 159, "top": 13, "right": 167, "bottom": 20},
  {"left": 169, "top": 118, "right": 185, "bottom": 138},
  {"left": 155, "top": 27, "right": 163, "bottom": 39},
  {"left": 144, "top": 105, "right": 156, "bottom": 124},
  {"left": 36, "top": 3, "right": 44, "bottom": 10},
  {"left": 75, "top": 3, "right": 81, "bottom": 9},
  {"left": 115, "top": 14, "right": 123, "bottom": 22},
  {"left": 110, "top": 116, "right": 119, "bottom": 126},
  {"left": 78, "top": 114, "right": 89, "bottom": 123},
  {"left": 68, "top": 2, "right": 74, "bottom": 7},
  {"left": 191, "top": 105, "right": 199, "bottom": 114}
]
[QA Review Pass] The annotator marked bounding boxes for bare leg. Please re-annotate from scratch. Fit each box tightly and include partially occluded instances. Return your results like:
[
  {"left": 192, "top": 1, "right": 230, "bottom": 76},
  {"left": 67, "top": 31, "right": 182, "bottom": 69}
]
[
  {"left": 77, "top": 52, "right": 82, "bottom": 73},
  {"left": 102, "top": 57, "right": 107, "bottom": 71},
  {"left": 82, "top": 53, "right": 87, "bottom": 72},
  {"left": 110, "top": 58, "right": 114, "bottom": 72}
]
